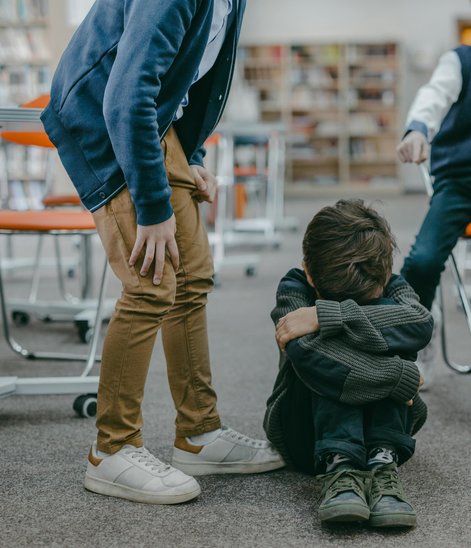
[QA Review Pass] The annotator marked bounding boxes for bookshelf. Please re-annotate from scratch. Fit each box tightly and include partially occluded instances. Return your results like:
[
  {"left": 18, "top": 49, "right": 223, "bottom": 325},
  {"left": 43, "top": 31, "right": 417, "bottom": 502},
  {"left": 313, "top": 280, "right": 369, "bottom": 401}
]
[
  {"left": 239, "top": 41, "right": 401, "bottom": 193},
  {"left": 0, "top": 0, "right": 51, "bottom": 209}
]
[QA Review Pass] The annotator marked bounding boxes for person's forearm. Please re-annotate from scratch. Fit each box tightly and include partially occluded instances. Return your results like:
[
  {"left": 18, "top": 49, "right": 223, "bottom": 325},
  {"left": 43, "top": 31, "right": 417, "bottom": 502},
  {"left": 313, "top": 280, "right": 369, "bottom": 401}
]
[
  {"left": 316, "top": 275, "right": 433, "bottom": 356},
  {"left": 405, "top": 50, "right": 462, "bottom": 141},
  {"left": 285, "top": 337, "right": 421, "bottom": 406}
]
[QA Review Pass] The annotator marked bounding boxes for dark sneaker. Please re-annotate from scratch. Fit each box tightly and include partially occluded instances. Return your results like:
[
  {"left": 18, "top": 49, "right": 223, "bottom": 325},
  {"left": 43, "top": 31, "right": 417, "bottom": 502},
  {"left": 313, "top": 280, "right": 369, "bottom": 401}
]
[
  {"left": 369, "top": 463, "right": 416, "bottom": 528},
  {"left": 317, "top": 467, "right": 370, "bottom": 524}
]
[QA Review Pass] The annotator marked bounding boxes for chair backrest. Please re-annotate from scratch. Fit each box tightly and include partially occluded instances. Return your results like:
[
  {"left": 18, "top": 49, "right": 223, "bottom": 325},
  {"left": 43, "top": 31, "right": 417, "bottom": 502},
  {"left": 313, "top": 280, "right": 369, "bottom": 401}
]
[{"left": 1, "top": 95, "right": 54, "bottom": 149}]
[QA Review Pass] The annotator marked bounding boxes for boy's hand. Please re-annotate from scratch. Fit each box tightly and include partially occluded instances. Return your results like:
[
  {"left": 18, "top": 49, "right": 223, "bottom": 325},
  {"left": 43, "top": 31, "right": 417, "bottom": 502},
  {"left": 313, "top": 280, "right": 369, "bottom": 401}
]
[
  {"left": 396, "top": 131, "right": 429, "bottom": 164},
  {"left": 276, "top": 307, "right": 319, "bottom": 351},
  {"left": 190, "top": 165, "right": 218, "bottom": 203},
  {"left": 405, "top": 374, "right": 425, "bottom": 406},
  {"left": 129, "top": 215, "right": 179, "bottom": 286}
]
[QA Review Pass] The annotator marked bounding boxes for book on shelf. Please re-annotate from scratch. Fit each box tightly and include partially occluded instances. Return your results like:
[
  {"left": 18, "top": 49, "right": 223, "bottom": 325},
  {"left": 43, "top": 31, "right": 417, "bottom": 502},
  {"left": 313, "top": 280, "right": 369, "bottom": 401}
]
[{"left": 0, "top": 0, "right": 48, "bottom": 22}]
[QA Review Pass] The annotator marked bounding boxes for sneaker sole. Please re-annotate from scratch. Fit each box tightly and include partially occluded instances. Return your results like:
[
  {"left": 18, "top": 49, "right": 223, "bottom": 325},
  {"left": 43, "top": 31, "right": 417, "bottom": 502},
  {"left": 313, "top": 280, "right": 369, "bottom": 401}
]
[
  {"left": 84, "top": 474, "right": 201, "bottom": 505},
  {"left": 320, "top": 503, "right": 370, "bottom": 524},
  {"left": 171, "top": 458, "right": 285, "bottom": 476},
  {"left": 369, "top": 512, "right": 417, "bottom": 528}
]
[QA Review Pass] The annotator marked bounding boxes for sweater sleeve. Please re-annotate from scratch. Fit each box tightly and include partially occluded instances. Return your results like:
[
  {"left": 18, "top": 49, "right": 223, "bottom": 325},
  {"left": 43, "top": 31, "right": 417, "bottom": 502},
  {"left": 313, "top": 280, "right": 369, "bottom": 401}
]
[
  {"left": 316, "top": 275, "right": 434, "bottom": 357},
  {"left": 102, "top": 0, "right": 199, "bottom": 226},
  {"left": 286, "top": 336, "right": 421, "bottom": 406},
  {"left": 405, "top": 50, "right": 462, "bottom": 141},
  {"left": 272, "top": 270, "right": 421, "bottom": 405}
]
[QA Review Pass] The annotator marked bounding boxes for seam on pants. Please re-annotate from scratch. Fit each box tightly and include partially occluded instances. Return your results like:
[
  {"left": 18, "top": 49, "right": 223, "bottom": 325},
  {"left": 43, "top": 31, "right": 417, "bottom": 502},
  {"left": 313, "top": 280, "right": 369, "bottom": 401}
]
[
  {"left": 108, "top": 200, "right": 145, "bottom": 410},
  {"left": 176, "top": 234, "right": 208, "bottom": 427}
]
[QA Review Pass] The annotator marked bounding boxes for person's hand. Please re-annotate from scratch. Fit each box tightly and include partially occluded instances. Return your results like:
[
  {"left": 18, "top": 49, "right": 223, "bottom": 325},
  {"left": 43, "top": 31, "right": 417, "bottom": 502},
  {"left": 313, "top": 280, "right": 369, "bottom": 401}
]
[
  {"left": 276, "top": 307, "right": 320, "bottom": 351},
  {"left": 405, "top": 374, "right": 425, "bottom": 406},
  {"left": 190, "top": 165, "right": 218, "bottom": 203},
  {"left": 396, "top": 131, "right": 429, "bottom": 164},
  {"left": 129, "top": 214, "right": 179, "bottom": 285}
]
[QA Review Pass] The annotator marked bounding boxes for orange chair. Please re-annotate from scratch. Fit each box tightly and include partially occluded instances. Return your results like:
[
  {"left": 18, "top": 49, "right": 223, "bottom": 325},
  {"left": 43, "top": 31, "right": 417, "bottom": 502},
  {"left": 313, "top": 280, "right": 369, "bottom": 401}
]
[
  {"left": 0, "top": 209, "right": 108, "bottom": 417},
  {"left": 0, "top": 97, "right": 102, "bottom": 334},
  {"left": 0, "top": 99, "right": 110, "bottom": 417}
]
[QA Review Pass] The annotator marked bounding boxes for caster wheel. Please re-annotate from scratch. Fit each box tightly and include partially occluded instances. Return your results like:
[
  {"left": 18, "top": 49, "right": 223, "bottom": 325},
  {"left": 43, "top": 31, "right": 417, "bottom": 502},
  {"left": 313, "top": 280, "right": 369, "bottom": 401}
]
[
  {"left": 67, "top": 268, "right": 76, "bottom": 279},
  {"left": 245, "top": 266, "right": 256, "bottom": 277},
  {"left": 73, "top": 394, "right": 97, "bottom": 418},
  {"left": 76, "top": 321, "right": 93, "bottom": 344},
  {"left": 12, "top": 311, "right": 30, "bottom": 326}
]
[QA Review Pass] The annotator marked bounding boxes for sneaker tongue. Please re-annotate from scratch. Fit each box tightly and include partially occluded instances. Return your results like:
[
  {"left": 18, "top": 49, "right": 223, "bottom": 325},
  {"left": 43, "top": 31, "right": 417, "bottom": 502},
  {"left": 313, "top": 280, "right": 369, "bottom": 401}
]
[{"left": 368, "top": 447, "right": 397, "bottom": 468}]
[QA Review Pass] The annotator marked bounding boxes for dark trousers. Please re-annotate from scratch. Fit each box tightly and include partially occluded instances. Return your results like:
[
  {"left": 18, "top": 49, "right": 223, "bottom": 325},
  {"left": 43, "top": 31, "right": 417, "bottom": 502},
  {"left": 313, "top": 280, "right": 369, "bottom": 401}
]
[
  {"left": 280, "top": 375, "right": 415, "bottom": 475},
  {"left": 401, "top": 177, "right": 471, "bottom": 311}
]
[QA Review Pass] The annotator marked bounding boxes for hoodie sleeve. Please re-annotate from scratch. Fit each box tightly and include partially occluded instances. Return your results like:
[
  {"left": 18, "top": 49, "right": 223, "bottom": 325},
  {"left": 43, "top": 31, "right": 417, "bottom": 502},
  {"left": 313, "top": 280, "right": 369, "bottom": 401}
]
[{"left": 102, "top": 0, "right": 199, "bottom": 226}]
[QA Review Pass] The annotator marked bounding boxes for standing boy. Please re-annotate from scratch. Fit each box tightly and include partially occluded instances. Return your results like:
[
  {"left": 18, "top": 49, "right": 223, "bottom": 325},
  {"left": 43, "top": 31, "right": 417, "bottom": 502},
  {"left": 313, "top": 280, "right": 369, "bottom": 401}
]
[
  {"left": 397, "top": 45, "right": 471, "bottom": 386},
  {"left": 265, "top": 200, "right": 432, "bottom": 527},
  {"left": 41, "top": 0, "right": 283, "bottom": 505}
]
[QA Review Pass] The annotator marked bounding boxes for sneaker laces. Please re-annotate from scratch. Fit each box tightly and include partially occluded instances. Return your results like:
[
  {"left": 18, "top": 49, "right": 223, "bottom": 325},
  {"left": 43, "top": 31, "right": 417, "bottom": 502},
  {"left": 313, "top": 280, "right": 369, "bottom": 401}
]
[
  {"left": 317, "top": 468, "right": 369, "bottom": 501},
  {"left": 370, "top": 464, "right": 406, "bottom": 502},
  {"left": 123, "top": 447, "right": 171, "bottom": 474},
  {"left": 222, "top": 427, "right": 267, "bottom": 449}
]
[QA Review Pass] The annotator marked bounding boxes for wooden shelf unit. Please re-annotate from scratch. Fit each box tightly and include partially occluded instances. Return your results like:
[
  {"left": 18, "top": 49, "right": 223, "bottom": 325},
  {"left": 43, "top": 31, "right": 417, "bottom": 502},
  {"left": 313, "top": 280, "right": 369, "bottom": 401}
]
[
  {"left": 239, "top": 41, "right": 401, "bottom": 191},
  {"left": 0, "top": 0, "right": 51, "bottom": 106},
  {"left": 0, "top": 0, "right": 52, "bottom": 209}
]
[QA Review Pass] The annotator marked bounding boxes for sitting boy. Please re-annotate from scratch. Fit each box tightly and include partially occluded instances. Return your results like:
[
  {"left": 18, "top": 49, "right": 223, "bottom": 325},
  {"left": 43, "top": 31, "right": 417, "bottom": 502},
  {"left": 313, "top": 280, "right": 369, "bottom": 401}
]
[{"left": 264, "top": 199, "right": 433, "bottom": 528}]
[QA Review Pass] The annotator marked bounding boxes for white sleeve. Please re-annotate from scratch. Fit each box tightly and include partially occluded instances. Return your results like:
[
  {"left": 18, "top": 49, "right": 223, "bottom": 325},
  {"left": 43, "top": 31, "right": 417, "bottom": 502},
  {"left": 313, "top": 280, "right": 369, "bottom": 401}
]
[{"left": 405, "top": 50, "right": 462, "bottom": 141}]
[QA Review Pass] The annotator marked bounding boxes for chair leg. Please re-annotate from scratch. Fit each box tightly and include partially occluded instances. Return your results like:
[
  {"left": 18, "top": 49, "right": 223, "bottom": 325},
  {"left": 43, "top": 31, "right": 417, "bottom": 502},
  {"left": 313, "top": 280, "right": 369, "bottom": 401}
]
[
  {"left": 440, "top": 253, "right": 471, "bottom": 374},
  {"left": 0, "top": 252, "right": 106, "bottom": 364}
]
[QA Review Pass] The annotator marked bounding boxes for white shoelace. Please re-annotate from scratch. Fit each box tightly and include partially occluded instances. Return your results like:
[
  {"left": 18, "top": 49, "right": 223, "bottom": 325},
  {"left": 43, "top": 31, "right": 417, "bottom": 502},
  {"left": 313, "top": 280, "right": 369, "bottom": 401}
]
[
  {"left": 222, "top": 427, "right": 267, "bottom": 449},
  {"left": 124, "top": 447, "right": 171, "bottom": 473}
]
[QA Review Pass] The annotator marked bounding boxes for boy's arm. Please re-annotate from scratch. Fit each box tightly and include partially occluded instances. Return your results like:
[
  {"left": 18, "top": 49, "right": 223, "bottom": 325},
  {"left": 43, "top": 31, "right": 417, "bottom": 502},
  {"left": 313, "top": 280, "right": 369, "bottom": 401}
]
[
  {"left": 397, "top": 50, "right": 462, "bottom": 164},
  {"left": 102, "top": 0, "right": 198, "bottom": 226},
  {"left": 316, "top": 274, "right": 434, "bottom": 357},
  {"left": 404, "top": 50, "right": 462, "bottom": 142},
  {"left": 285, "top": 337, "right": 421, "bottom": 406},
  {"left": 272, "top": 270, "right": 421, "bottom": 405},
  {"left": 275, "top": 271, "right": 433, "bottom": 357}
]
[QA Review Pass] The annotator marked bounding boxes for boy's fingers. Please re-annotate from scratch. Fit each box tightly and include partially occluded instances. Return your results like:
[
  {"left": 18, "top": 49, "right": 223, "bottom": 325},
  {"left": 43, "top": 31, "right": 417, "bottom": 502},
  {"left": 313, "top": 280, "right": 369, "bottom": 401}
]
[
  {"left": 167, "top": 237, "right": 180, "bottom": 271},
  {"left": 129, "top": 237, "right": 144, "bottom": 266},
  {"left": 406, "top": 399, "right": 413, "bottom": 406},
  {"left": 140, "top": 242, "right": 156, "bottom": 276},
  {"left": 153, "top": 242, "right": 166, "bottom": 285}
]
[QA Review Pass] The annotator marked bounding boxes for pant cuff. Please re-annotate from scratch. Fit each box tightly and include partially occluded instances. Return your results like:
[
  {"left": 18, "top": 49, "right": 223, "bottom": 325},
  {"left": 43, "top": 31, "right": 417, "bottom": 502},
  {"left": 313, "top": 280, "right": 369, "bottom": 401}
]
[
  {"left": 97, "top": 433, "right": 144, "bottom": 455},
  {"left": 175, "top": 417, "right": 222, "bottom": 439},
  {"left": 366, "top": 428, "right": 416, "bottom": 466},
  {"left": 314, "top": 439, "right": 367, "bottom": 472}
]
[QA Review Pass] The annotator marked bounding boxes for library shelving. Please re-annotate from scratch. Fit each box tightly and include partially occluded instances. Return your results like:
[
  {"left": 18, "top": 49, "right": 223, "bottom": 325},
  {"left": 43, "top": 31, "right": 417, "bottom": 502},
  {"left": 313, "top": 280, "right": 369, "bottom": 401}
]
[
  {"left": 0, "top": 0, "right": 51, "bottom": 209},
  {"left": 238, "top": 41, "right": 402, "bottom": 193},
  {"left": 0, "top": 0, "right": 51, "bottom": 106}
]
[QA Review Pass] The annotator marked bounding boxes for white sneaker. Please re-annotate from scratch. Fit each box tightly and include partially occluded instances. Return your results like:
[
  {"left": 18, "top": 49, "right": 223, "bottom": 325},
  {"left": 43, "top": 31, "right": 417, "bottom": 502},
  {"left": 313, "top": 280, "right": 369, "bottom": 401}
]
[
  {"left": 417, "top": 302, "right": 441, "bottom": 390},
  {"left": 171, "top": 426, "right": 285, "bottom": 476},
  {"left": 84, "top": 443, "right": 201, "bottom": 504}
]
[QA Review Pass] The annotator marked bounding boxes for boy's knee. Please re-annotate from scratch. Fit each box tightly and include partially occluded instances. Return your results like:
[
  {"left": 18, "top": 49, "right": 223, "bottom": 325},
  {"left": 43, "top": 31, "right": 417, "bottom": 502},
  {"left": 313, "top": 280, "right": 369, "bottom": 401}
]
[
  {"left": 404, "top": 251, "right": 443, "bottom": 279},
  {"left": 122, "top": 269, "right": 178, "bottom": 317}
]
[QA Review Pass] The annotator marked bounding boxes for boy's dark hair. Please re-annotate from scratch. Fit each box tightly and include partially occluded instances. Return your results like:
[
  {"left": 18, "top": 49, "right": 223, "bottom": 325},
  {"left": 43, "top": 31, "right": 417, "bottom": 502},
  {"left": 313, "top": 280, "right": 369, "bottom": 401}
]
[{"left": 302, "top": 199, "right": 397, "bottom": 303}]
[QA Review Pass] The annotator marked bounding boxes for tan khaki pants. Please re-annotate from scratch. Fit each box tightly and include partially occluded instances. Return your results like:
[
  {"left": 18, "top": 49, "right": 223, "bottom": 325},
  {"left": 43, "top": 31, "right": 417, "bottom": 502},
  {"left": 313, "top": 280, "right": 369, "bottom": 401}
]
[{"left": 92, "top": 127, "right": 221, "bottom": 454}]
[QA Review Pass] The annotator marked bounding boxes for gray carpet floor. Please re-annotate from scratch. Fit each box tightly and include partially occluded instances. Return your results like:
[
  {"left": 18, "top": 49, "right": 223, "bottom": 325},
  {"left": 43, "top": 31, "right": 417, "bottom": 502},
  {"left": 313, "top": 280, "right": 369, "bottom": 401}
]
[{"left": 1, "top": 194, "right": 470, "bottom": 548}]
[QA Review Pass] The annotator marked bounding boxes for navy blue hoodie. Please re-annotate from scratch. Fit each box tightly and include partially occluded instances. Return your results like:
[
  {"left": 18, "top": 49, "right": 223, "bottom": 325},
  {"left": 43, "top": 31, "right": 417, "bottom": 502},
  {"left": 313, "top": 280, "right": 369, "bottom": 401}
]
[{"left": 41, "top": 0, "right": 245, "bottom": 225}]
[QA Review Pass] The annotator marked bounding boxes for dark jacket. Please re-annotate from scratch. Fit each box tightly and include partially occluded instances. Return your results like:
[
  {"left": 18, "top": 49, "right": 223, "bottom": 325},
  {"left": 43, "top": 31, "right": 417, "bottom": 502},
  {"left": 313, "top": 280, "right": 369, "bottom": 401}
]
[
  {"left": 41, "top": 0, "right": 246, "bottom": 225},
  {"left": 264, "top": 269, "right": 433, "bottom": 467}
]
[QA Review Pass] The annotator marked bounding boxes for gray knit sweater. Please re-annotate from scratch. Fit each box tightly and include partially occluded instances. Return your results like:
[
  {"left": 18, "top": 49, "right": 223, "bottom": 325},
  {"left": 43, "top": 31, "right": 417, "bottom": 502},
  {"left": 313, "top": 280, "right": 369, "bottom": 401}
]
[{"left": 264, "top": 269, "right": 433, "bottom": 466}]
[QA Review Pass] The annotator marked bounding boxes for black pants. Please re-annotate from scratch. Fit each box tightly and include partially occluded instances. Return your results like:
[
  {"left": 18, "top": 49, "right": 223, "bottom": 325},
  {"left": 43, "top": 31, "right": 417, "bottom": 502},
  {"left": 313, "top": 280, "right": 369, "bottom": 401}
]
[
  {"left": 401, "top": 177, "right": 471, "bottom": 310},
  {"left": 280, "top": 374, "right": 416, "bottom": 475}
]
